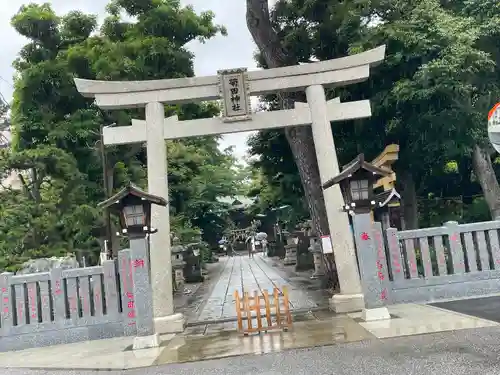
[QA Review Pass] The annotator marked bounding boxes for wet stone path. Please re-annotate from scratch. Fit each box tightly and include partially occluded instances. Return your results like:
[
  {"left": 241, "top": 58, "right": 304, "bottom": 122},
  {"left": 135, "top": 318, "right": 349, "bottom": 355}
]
[{"left": 194, "top": 254, "right": 321, "bottom": 323}]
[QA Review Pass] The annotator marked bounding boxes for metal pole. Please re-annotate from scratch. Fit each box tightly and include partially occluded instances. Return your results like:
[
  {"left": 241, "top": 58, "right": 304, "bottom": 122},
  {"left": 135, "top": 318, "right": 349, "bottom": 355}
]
[{"left": 100, "top": 124, "right": 113, "bottom": 259}]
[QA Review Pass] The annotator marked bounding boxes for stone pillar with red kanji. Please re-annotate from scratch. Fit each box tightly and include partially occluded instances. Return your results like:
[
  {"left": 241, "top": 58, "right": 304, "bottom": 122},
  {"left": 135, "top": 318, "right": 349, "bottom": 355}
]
[
  {"left": 352, "top": 213, "right": 391, "bottom": 321},
  {"left": 129, "top": 237, "right": 155, "bottom": 339}
]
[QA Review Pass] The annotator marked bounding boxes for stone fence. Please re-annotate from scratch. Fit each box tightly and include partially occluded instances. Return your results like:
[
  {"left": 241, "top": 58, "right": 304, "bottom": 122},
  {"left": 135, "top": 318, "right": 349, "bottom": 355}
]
[
  {"left": 354, "top": 215, "right": 500, "bottom": 309},
  {"left": 0, "top": 244, "right": 153, "bottom": 352}
]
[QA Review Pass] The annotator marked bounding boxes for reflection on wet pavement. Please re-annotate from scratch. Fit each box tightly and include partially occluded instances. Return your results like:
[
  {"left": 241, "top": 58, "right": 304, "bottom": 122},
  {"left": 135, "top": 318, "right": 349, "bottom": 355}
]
[
  {"left": 183, "top": 309, "right": 331, "bottom": 336},
  {"left": 154, "top": 316, "right": 375, "bottom": 365}
]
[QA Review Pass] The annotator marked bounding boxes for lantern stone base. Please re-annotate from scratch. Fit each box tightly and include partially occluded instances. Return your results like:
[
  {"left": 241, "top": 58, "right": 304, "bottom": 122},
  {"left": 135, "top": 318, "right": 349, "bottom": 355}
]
[
  {"left": 283, "top": 245, "right": 297, "bottom": 265},
  {"left": 312, "top": 252, "right": 325, "bottom": 277},
  {"left": 173, "top": 267, "right": 185, "bottom": 290},
  {"left": 283, "top": 255, "right": 297, "bottom": 265},
  {"left": 329, "top": 293, "right": 364, "bottom": 313},
  {"left": 154, "top": 313, "right": 185, "bottom": 334},
  {"left": 133, "top": 333, "right": 160, "bottom": 350},
  {"left": 361, "top": 307, "right": 391, "bottom": 322}
]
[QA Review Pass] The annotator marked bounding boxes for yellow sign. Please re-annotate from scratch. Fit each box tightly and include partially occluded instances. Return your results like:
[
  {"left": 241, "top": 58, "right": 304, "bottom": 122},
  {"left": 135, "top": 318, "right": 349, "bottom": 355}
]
[{"left": 371, "top": 144, "right": 399, "bottom": 191}]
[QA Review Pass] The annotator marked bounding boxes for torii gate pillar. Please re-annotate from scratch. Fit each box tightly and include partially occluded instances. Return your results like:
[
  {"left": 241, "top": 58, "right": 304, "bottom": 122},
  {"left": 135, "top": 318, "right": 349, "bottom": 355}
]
[
  {"left": 306, "top": 85, "right": 364, "bottom": 311},
  {"left": 144, "top": 102, "right": 185, "bottom": 332}
]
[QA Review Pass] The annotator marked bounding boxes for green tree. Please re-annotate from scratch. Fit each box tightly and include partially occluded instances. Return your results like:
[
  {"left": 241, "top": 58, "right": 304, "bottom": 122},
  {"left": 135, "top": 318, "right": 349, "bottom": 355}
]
[
  {"left": 245, "top": 0, "right": 372, "bottom": 239},
  {"left": 247, "top": 0, "right": 500, "bottom": 232},
  {"left": 348, "top": 0, "right": 500, "bottom": 224},
  {"left": 2, "top": 0, "right": 233, "bottom": 270}
]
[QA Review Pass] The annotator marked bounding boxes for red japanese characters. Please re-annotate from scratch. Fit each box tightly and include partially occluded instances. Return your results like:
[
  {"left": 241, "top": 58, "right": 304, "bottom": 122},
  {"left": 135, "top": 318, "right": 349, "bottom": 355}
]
[
  {"left": 133, "top": 259, "right": 145, "bottom": 268},
  {"left": 374, "top": 231, "right": 389, "bottom": 302},
  {"left": 54, "top": 280, "right": 62, "bottom": 295},
  {"left": 28, "top": 286, "right": 37, "bottom": 319},
  {"left": 121, "top": 258, "right": 136, "bottom": 326}
]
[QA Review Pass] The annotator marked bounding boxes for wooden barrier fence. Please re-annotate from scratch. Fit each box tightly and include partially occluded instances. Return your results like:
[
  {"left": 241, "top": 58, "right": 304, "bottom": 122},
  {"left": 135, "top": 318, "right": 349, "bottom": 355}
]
[{"left": 234, "top": 287, "right": 292, "bottom": 335}]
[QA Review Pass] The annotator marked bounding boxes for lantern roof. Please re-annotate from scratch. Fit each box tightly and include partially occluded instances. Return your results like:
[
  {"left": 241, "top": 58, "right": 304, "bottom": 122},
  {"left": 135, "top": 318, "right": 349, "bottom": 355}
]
[
  {"left": 98, "top": 182, "right": 167, "bottom": 211},
  {"left": 374, "top": 188, "right": 401, "bottom": 208},
  {"left": 171, "top": 244, "right": 185, "bottom": 254},
  {"left": 323, "top": 154, "right": 392, "bottom": 190}
]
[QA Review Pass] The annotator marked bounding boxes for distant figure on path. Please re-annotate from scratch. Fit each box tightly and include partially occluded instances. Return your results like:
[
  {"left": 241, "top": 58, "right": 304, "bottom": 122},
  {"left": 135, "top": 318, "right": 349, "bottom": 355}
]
[
  {"left": 246, "top": 236, "right": 255, "bottom": 258},
  {"left": 255, "top": 232, "right": 268, "bottom": 256},
  {"left": 261, "top": 238, "right": 268, "bottom": 256}
]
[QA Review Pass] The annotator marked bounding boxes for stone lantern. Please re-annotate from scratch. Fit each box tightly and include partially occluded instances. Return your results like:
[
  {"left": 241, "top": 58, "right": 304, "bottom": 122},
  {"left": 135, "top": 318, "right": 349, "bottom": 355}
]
[
  {"left": 309, "top": 237, "right": 325, "bottom": 278},
  {"left": 98, "top": 182, "right": 167, "bottom": 238},
  {"left": 171, "top": 237, "right": 186, "bottom": 290},
  {"left": 98, "top": 182, "right": 168, "bottom": 350},
  {"left": 283, "top": 230, "right": 299, "bottom": 266},
  {"left": 323, "top": 154, "right": 391, "bottom": 215}
]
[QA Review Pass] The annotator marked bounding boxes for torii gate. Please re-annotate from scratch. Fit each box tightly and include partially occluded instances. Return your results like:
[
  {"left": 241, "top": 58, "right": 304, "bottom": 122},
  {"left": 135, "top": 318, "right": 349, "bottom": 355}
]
[{"left": 74, "top": 45, "right": 386, "bottom": 333}]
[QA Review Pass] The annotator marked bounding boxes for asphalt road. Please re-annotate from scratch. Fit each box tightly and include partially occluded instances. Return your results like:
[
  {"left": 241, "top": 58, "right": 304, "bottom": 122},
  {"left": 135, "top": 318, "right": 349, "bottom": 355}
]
[
  {"left": 431, "top": 296, "right": 500, "bottom": 323},
  {"left": 8, "top": 326, "right": 500, "bottom": 375}
]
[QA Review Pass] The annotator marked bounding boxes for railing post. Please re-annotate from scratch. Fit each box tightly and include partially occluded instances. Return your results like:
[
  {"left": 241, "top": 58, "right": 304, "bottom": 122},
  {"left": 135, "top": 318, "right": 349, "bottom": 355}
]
[
  {"left": 444, "top": 221, "right": 465, "bottom": 274},
  {"left": 386, "top": 228, "right": 404, "bottom": 282},
  {"left": 50, "top": 268, "right": 66, "bottom": 323},
  {"left": 102, "top": 260, "right": 119, "bottom": 318},
  {"left": 352, "top": 213, "right": 391, "bottom": 321},
  {"left": 0, "top": 273, "right": 13, "bottom": 336}
]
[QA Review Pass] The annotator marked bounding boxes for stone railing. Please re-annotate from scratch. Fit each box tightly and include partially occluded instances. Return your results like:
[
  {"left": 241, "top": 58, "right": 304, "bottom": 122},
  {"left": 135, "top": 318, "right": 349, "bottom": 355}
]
[
  {"left": 0, "top": 246, "right": 154, "bottom": 352},
  {"left": 354, "top": 216, "right": 500, "bottom": 309},
  {"left": 386, "top": 220, "right": 500, "bottom": 280}
]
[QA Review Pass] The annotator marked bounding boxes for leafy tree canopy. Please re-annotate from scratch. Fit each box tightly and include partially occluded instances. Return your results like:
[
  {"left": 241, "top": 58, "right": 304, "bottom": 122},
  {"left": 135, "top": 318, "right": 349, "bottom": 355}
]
[
  {"left": 248, "top": 0, "right": 500, "bottom": 229},
  {"left": 0, "top": 0, "right": 233, "bottom": 270}
]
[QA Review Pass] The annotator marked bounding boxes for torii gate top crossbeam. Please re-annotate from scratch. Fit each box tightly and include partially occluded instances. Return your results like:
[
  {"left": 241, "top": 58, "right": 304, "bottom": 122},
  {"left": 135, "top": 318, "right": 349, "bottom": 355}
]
[
  {"left": 74, "top": 46, "right": 385, "bottom": 109},
  {"left": 102, "top": 99, "right": 371, "bottom": 144}
]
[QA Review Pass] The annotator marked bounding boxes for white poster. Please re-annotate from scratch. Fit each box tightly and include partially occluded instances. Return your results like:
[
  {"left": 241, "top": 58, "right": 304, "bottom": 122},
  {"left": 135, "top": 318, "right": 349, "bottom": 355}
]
[{"left": 321, "top": 235, "right": 333, "bottom": 254}]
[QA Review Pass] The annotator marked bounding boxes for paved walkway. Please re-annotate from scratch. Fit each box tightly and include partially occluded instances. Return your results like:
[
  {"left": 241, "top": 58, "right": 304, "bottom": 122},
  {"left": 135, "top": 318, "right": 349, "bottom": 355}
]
[
  {"left": 195, "top": 255, "right": 320, "bottom": 322},
  {"left": 4, "top": 323, "right": 500, "bottom": 374}
]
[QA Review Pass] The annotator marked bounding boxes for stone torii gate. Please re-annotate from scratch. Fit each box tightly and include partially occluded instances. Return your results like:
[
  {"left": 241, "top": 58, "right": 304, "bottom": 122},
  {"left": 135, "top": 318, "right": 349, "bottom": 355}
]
[{"left": 74, "top": 45, "right": 386, "bottom": 333}]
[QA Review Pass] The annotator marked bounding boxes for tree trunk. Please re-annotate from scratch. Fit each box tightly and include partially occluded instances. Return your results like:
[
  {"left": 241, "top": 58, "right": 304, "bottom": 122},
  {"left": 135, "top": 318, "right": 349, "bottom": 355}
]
[
  {"left": 400, "top": 171, "right": 419, "bottom": 229},
  {"left": 472, "top": 144, "right": 500, "bottom": 219},
  {"left": 106, "top": 168, "right": 121, "bottom": 258},
  {"left": 245, "top": 0, "right": 329, "bottom": 235},
  {"left": 284, "top": 126, "right": 329, "bottom": 235},
  {"left": 246, "top": 0, "right": 337, "bottom": 285}
]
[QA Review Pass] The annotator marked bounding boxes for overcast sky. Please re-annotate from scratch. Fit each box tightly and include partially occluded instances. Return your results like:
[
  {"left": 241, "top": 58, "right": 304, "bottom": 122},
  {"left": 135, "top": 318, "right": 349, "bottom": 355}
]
[{"left": 0, "top": 0, "right": 262, "bottom": 160}]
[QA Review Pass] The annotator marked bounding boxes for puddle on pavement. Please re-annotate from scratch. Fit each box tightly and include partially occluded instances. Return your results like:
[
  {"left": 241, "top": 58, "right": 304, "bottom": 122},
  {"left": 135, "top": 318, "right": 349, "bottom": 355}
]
[
  {"left": 292, "top": 312, "right": 316, "bottom": 322},
  {"left": 312, "top": 309, "right": 340, "bottom": 320},
  {"left": 184, "top": 325, "right": 208, "bottom": 335},
  {"left": 153, "top": 316, "right": 375, "bottom": 365}
]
